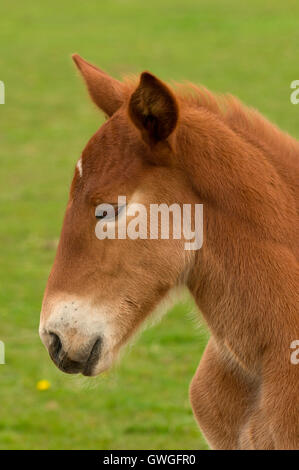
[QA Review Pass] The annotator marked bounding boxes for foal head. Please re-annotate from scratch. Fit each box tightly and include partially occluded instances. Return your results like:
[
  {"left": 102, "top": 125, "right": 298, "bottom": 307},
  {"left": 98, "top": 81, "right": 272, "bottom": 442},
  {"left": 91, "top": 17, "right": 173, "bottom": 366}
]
[{"left": 39, "top": 55, "right": 198, "bottom": 376}]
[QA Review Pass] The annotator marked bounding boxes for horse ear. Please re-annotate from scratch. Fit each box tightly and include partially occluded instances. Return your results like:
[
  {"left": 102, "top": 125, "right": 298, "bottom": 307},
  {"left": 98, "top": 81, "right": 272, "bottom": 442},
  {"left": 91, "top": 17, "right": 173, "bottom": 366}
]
[
  {"left": 72, "top": 54, "right": 124, "bottom": 116},
  {"left": 128, "top": 72, "right": 179, "bottom": 145}
]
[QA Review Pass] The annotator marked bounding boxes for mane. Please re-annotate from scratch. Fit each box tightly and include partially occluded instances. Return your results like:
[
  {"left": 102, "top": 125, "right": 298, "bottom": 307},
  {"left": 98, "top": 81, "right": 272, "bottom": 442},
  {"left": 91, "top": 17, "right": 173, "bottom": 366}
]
[{"left": 176, "top": 82, "right": 299, "bottom": 166}]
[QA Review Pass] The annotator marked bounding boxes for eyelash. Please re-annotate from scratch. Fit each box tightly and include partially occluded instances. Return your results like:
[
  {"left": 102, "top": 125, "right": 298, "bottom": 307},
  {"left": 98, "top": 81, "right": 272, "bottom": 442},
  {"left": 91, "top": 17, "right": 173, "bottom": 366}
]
[{"left": 95, "top": 204, "right": 125, "bottom": 221}]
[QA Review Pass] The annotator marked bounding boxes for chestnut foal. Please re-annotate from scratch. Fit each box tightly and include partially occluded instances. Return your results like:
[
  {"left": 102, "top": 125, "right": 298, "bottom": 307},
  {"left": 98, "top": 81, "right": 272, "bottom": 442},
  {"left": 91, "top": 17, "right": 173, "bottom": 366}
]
[{"left": 39, "top": 55, "right": 299, "bottom": 449}]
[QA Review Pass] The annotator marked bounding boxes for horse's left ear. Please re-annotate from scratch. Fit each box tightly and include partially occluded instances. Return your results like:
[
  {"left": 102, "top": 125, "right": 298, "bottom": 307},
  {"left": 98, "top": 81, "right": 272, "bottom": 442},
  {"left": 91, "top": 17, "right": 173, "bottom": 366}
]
[{"left": 128, "top": 72, "right": 179, "bottom": 146}]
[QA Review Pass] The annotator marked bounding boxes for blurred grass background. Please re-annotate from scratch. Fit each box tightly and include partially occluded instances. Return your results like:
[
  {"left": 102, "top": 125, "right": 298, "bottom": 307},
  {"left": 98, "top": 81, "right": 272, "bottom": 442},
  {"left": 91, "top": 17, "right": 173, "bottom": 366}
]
[{"left": 0, "top": 0, "right": 298, "bottom": 450}]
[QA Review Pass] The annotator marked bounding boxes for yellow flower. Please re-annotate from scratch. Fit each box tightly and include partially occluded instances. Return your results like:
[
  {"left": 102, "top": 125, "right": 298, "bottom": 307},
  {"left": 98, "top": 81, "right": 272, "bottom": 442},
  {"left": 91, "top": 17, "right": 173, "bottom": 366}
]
[{"left": 36, "top": 379, "right": 51, "bottom": 391}]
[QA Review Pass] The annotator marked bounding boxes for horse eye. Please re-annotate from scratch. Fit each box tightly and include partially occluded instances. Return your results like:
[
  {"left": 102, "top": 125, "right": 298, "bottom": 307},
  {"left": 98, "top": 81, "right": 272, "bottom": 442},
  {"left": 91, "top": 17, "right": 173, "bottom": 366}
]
[
  {"left": 95, "top": 210, "right": 108, "bottom": 220},
  {"left": 95, "top": 204, "right": 126, "bottom": 221}
]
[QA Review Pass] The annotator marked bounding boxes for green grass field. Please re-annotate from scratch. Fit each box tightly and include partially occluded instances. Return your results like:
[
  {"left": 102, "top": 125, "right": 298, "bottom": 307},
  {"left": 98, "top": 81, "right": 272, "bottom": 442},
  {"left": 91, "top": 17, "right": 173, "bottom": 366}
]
[{"left": 0, "top": 0, "right": 298, "bottom": 450}]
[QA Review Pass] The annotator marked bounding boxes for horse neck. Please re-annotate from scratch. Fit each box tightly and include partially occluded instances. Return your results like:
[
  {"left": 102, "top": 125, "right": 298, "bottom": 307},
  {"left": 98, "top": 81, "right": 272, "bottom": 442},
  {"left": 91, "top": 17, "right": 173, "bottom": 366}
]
[{"left": 180, "top": 108, "right": 298, "bottom": 370}]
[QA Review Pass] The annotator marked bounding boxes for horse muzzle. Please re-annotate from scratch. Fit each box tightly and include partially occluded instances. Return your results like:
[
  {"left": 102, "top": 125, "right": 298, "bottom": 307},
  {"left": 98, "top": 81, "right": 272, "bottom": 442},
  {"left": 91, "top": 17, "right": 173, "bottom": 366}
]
[{"left": 39, "top": 296, "right": 114, "bottom": 376}]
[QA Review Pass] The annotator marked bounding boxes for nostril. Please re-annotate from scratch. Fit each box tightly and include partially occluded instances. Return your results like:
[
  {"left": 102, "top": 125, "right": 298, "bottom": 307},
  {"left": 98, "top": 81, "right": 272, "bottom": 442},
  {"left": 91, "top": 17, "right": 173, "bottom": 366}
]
[
  {"left": 48, "top": 332, "right": 62, "bottom": 362},
  {"left": 89, "top": 337, "right": 102, "bottom": 362},
  {"left": 83, "top": 337, "right": 102, "bottom": 376}
]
